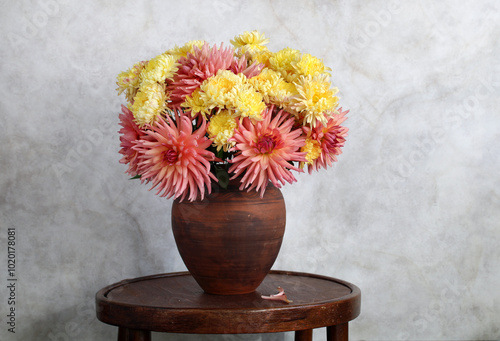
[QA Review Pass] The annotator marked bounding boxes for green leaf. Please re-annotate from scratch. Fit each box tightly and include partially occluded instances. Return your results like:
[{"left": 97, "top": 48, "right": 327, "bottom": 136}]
[
  {"left": 215, "top": 168, "right": 230, "bottom": 189},
  {"left": 129, "top": 175, "right": 141, "bottom": 180}
]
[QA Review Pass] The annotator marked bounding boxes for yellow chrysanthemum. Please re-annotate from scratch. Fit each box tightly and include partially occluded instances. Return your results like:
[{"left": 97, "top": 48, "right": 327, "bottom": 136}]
[
  {"left": 200, "top": 70, "right": 247, "bottom": 108},
  {"left": 249, "top": 68, "right": 282, "bottom": 102},
  {"left": 291, "top": 74, "right": 339, "bottom": 127},
  {"left": 270, "top": 79, "right": 297, "bottom": 108},
  {"left": 166, "top": 40, "right": 206, "bottom": 59},
  {"left": 232, "top": 85, "right": 266, "bottom": 120},
  {"left": 181, "top": 88, "right": 211, "bottom": 118},
  {"left": 269, "top": 47, "right": 301, "bottom": 83},
  {"left": 293, "top": 53, "right": 331, "bottom": 77},
  {"left": 207, "top": 110, "right": 238, "bottom": 151},
  {"left": 230, "top": 30, "right": 270, "bottom": 54},
  {"left": 301, "top": 138, "right": 322, "bottom": 165},
  {"left": 250, "top": 47, "right": 273, "bottom": 67},
  {"left": 116, "top": 61, "right": 147, "bottom": 103},
  {"left": 140, "top": 53, "right": 179, "bottom": 84},
  {"left": 249, "top": 69, "right": 296, "bottom": 108},
  {"left": 130, "top": 81, "right": 167, "bottom": 127}
]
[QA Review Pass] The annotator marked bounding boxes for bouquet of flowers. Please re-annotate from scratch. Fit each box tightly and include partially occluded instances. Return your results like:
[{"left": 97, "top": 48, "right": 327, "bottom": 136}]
[{"left": 116, "top": 31, "right": 348, "bottom": 202}]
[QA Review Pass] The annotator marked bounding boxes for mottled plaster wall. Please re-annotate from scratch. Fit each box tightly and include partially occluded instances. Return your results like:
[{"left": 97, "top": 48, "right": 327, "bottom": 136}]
[{"left": 0, "top": 1, "right": 499, "bottom": 340}]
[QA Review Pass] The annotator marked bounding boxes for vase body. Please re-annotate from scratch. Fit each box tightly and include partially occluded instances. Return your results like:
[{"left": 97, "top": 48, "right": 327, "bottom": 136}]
[{"left": 171, "top": 179, "right": 286, "bottom": 295}]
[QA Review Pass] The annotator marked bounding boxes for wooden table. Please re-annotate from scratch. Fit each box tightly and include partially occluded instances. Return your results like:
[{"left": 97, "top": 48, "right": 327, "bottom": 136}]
[{"left": 95, "top": 270, "right": 361, "bottom": 341}]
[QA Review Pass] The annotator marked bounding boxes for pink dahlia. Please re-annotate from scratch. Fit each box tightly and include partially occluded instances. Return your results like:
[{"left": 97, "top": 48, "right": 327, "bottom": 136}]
[
  {"left": 118, "top": 105, "right": 148, "bottom": 176},
  {"left": 167, "top": 43, "right": 234, "bottom": 107},
  {"left": 230, "top": 54, "right": 263, "bottom": 79},
  {"left": 229, "top": 107, "right": 307, "bottom": 196},
  {"left": 302, "top": 108, "right": 349, "bottom": 173},
  {"left": 133, "top": 112, "right": 217, "bottom": 201}
]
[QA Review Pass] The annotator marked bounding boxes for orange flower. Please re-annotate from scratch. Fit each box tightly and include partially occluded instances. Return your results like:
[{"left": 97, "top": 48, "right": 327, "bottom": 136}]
[
  {"left": 133, "top": 111, "right": 217, "bottom": 201},
  {"left": 229, "top": 107, "right": 307, "bottom": 196},
  {"left": 167, "top": 43, "right": 234, "bottom": 107},
  {"left": 118, "top": 105, "right": 149, "bottom": 176},
  {"left": 301, "top": 108, "right": 348, "bottom": 173}
]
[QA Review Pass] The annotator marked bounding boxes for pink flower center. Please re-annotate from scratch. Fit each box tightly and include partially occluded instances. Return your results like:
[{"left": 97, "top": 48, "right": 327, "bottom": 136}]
[
  {"left": 323, "top": 128, "right": 344, "bottom": 150},
  {"left": 162, "top": 149, "right": 178, "bottom": 164},
  {"left": 256, "top": 133, "right": 278, "bottom": 154}
]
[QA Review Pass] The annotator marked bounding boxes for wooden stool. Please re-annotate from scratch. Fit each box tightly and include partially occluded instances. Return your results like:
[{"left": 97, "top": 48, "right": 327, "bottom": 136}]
[{"left": 96, "top": 270, "right": 361, "bottom": 340}]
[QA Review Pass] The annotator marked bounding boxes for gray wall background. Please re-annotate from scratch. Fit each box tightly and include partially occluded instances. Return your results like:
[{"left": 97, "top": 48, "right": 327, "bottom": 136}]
[{"left": 1, "top": 1, "right": 499, "bottom": 340}]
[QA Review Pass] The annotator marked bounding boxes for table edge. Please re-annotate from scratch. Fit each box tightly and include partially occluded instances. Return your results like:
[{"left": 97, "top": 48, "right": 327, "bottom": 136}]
[
  {"left": 95, "top": 270, "right": 361, "bottom": 334},
  {"left": 97, "top": 270, "right": 360, "bottom": 301}
]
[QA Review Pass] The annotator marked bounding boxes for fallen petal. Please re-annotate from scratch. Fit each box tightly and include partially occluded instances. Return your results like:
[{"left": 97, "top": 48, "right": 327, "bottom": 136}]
[{"left": 261, "top": 286, "right": 293, "bottom": 304}]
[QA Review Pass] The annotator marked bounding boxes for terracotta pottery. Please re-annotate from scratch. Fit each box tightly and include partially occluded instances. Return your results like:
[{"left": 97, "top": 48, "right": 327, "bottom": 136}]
[{"left": 171, "top": 178, "right": 286, "bottom": 295}]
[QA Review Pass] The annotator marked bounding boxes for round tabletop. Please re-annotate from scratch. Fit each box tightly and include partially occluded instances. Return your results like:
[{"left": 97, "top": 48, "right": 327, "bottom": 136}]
[{"left": 96, "top": 270, "right": 361, "bottom": 334}]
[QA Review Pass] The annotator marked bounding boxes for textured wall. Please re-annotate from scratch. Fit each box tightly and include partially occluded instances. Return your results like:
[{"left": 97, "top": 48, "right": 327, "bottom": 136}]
[{"left": 1, "top": 1, "right": 499, "bottom": 340}]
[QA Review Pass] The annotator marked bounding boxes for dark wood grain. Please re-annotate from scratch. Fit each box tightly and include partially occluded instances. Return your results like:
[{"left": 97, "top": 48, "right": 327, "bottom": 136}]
[
  {"left": 117, "top": 327, "right": 151, "bottom": 341},
  {"left": 96, "top": 271, "right": 361, "bottom": 335},
  {"left": 295, "top": 329, "right": 313, "bottom": 340},
  {"left": 327, "top": 323, "right": 348, "bottom": 341}
]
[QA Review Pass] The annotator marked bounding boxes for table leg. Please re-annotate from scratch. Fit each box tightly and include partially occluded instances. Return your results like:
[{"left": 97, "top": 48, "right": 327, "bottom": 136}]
[
  {"left": 295, "top": 329, "right": 313, "bottom": 341},
  {"left": 327, "top": 323, "right": 348, "bottom": 341},
  {"left": 118, "top": 327, "right": 127, "bottom": 341},
  {"left": 117, "top": 327, "right": 151, "bottom": 341}
]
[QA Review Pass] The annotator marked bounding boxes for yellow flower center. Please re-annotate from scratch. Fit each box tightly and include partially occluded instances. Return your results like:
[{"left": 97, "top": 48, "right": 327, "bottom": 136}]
[
  {"left": 201, "top": 70, "right": 246, "bottom": 108},
  {"left": 230, "top": 30, "right": 270, "bottom": 50},
  {"left": 293, "top": 54, "right": 331, "bottom": 76},
  {"left": 207, "top": 110, "right": 238, "bottom": 151},
  {"left": 130, "top": 81, "right": 167, "bottom": 127},
  {"left": 291, "top": 74, "right": 339, "bottom": 127},
  {"left": 140, "top": 53, "right": 178, "bottom": 84},
  {"left": 269, "top": 47, "right": 301, "bottom": 82},
  {"left": 233, "top": 86, "right": 266, "bottom": 120},
  {"left": 302, "top": 138, "right": 322, "bottom": 164}
]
